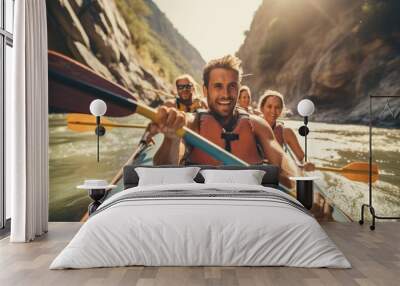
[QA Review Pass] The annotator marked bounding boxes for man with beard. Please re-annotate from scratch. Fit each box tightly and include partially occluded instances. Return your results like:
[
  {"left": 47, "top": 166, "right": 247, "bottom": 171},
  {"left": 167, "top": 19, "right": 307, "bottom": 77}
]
[
  {"left": 144, "top": 74, "right": 205, "bottom": 144},
  {"left": 153, "top": 55, "right": 299, "bottom": 186},
  {"left": 164, "top": 74, "right": 206, "bottom": 112}
]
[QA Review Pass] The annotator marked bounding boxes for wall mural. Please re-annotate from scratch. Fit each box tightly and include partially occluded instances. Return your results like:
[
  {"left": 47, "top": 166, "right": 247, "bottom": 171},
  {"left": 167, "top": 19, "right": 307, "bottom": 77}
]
[{"left": 47, "top": 0, "right": 400, "bottom": 223}]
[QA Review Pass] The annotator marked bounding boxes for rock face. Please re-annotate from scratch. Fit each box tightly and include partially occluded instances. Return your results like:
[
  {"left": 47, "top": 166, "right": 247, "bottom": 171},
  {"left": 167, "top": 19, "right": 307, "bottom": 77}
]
[
  {"left": 47, "top": 0, "right": 205, "bottom": 105},
  {"left": 237, "top": 0, "right": 400, "bottom": 125},
  {"left": 144, "top": 0, "right": 205, "bottom": 82}
]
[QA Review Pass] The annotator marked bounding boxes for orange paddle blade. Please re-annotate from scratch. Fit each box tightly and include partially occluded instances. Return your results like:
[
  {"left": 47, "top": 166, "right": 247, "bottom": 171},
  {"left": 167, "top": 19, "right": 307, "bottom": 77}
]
[
  {"left": 316, "top": 162, "right": 379, "bottom": 174},
  {"left": 341, "top": 172, "right": 379, "bottom": 183},
  {"left": 316, "top": 162, "right": 379, "bottom": 183},
  {"left": 341, "top": 162, "right": 379, "bottom": 174}
]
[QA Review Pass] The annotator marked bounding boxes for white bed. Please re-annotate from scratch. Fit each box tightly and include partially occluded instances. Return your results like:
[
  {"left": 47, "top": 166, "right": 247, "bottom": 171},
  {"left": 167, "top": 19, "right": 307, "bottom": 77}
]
[{"left": 50, "top": 183, "right": 351, "bottom": 269}]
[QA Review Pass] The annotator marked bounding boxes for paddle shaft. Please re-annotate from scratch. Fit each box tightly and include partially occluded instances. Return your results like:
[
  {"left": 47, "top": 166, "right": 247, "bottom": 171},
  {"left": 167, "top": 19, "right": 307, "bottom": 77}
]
[
  {"left": 69, "top": 121, "right": 147, "bottom": 129},
  {"left": 50, "top": 70, "right": 248, "bottom": 166}
]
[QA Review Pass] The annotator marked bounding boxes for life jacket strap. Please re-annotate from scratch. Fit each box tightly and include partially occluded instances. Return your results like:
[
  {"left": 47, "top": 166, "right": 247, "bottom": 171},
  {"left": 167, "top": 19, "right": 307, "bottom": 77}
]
[{"left": 221, "top": 130, "right": 239, "bottom": 152}]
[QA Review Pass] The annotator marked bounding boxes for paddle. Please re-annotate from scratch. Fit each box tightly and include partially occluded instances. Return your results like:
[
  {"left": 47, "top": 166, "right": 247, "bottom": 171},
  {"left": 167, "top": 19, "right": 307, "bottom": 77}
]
[
  {"left": 286, "top": 144, "right": 379, "bottom": 183},
  {"left": 48, "top": 55, "right": 248, "bottom": 166},
  {"left": 316, "top": 162, "right": 379, "bottom": 183},
  {"left": 67, "top": 113, "right": 147, "bottom": 132},
  {"left": 49, "top": 51, "right": 136, "bottom": 117}
]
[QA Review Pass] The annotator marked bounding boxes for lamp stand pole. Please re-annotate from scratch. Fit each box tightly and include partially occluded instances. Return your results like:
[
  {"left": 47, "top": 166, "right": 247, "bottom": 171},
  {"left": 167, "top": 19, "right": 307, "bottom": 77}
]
[
  {"left": 304, "top": 134, "right": 307, "bottom": 162},
  {"left": 304, "top": 116, "right": 308, "bottom": 162},
  {"left": 96, "top": 116, "right": 100, "bottom": 162}
]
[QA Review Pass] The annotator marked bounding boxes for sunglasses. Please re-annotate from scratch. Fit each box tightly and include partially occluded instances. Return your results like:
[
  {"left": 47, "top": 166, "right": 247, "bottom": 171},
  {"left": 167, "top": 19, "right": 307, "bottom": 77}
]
[{"left": 177, "top": 84, "right": 193, "bottom": 91}]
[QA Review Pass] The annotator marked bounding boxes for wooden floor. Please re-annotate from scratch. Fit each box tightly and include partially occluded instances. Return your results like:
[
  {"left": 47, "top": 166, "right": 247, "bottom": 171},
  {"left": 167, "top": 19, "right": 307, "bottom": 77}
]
[{"left": 0, "top": 222, "right": 399, "bottom": 286}]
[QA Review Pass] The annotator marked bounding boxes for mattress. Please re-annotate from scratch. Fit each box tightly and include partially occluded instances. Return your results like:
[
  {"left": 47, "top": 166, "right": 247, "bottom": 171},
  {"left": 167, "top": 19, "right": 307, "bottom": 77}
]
[{"left": 50, "top": 183, "right": 351, "bottom": 269}]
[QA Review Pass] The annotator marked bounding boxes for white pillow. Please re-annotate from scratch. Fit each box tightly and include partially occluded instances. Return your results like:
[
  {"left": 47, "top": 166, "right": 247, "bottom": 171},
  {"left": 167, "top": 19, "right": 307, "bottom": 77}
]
[
  {"left": 135, "top": 167, "right": 200, "bottom": 186},
  {"left": 200, "top": 169, "right": 266, "bottom": 185}
]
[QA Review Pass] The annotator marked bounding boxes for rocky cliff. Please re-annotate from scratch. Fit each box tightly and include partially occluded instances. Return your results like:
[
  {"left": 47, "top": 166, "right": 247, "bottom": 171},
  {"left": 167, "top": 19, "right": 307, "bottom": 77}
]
[
  {"left": 237, "top": 0, "right": 400, "bottom": 125},
  {"left": 144, "top": 0, "right": 205, "bottom": 82},
  {"left": 47, "top": 0, "right": 205, "bottom": 105}
]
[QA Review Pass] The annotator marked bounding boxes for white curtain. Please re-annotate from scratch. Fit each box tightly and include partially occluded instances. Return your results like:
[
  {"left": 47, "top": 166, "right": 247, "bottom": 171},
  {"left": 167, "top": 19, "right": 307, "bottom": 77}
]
[{"left": 7, "top": 0, "right": 49, "bottom": 242}]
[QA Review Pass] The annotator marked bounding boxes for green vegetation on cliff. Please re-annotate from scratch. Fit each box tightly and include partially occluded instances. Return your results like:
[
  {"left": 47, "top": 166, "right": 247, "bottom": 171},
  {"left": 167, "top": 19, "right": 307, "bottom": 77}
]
[
  {"left": 115, "top": 0, "right": 204, "bottom": 83},
  {"left": 143, "top": 0, "right": 205, "bottom": 83},
  {"left": 115, "top": 0, "right": 179, "bottom": 81}
]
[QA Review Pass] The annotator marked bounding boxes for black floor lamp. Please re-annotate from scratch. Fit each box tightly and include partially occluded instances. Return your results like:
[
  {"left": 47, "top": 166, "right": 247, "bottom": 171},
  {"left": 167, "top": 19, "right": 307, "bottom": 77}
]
[
  {"left": 297, "top": 99, "right": 315, "bottom": 162},
  {"left": 290, "top": 99, "right": 316, "bottom": 210},
  {"left": 90, "top": 99, "right": 107, "bottom": 162},
  {"left": 359, "top": 95, "right": 400, "bottom": 230}
]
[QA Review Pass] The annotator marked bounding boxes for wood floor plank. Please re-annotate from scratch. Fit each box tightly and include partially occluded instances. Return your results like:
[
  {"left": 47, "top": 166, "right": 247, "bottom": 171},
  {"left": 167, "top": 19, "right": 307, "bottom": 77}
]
[{"left": 0, "top": 222, "right": 399, "bottom": 286}]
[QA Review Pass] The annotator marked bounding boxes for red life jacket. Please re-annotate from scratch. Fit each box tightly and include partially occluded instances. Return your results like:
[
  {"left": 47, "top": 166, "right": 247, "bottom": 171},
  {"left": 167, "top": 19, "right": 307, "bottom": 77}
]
[{"left": 186, "top": 110, "right": 263, "bottom": 165}]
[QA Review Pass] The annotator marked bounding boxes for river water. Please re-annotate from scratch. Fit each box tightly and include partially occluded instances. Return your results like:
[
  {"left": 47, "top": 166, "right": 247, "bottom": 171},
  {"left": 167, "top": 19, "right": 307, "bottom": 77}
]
[{"left": 49, "top": 114, "right": 400, "bottom": 222}]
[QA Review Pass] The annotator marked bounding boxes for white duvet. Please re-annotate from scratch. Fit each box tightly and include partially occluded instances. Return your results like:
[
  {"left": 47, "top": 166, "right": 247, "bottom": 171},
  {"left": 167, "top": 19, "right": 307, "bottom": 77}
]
[{"left": 50, "top": 183, "right": 351, "bottom": 269}]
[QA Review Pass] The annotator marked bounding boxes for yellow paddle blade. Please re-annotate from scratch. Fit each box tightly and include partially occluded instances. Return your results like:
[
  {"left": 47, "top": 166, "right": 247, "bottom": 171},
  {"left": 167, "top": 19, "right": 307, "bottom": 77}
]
[
  {"left": 67, "top": 113, "right": 148, "bottom": 132},
  {"left": 67, "top": 113, "right": 113, "bottom": 132}
]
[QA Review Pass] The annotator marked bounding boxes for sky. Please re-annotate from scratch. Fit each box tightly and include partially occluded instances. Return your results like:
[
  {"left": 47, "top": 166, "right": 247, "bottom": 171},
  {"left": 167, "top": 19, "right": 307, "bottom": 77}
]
[{"left": 153, "top": 0, "right": 262, "bottom": 61}]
